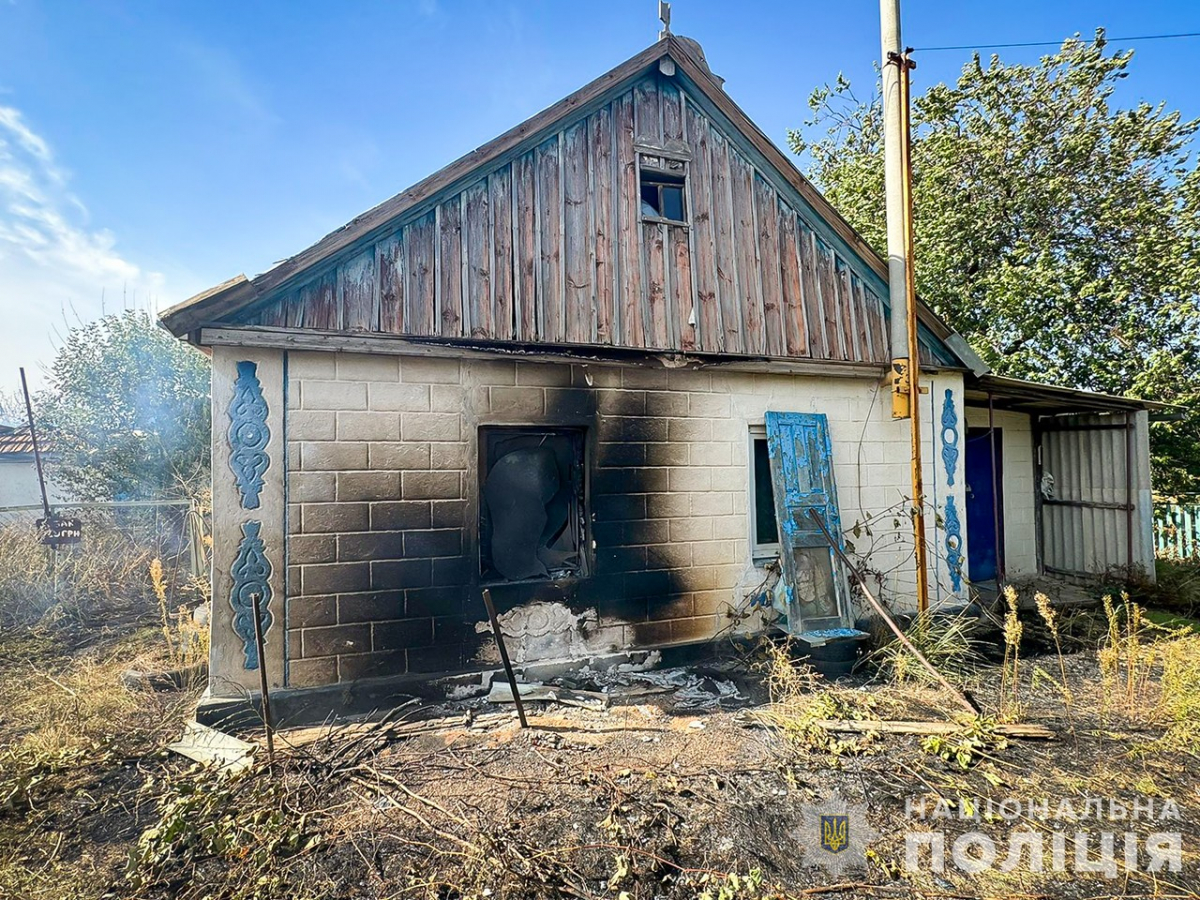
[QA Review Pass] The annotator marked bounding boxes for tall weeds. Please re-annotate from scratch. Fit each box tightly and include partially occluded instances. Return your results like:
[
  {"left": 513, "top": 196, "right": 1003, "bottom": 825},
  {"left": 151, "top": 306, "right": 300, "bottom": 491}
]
[{"left": 999, "top": 585, "right": 1024, "bottom": 719}]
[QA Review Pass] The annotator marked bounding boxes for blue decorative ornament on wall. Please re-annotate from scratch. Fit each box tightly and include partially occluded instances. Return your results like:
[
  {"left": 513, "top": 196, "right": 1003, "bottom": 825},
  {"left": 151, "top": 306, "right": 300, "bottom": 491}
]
[
  {"left": 944, "top": 496, "right": 964, "bottom": 592},
  {"left": 228, "top": 360, "right": 270, "bottom": 509},
  {"left": 940, "top": 388, "right": 959, "bottom": 486},
  {"left": 230, "top": 520, "right": 273, "bottom": 669}
]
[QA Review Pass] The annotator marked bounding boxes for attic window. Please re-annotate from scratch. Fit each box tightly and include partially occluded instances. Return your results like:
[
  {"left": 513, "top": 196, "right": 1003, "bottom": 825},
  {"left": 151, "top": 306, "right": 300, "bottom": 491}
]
[{"left": 639, "top": 165, "right": 687, "bottom": 225}]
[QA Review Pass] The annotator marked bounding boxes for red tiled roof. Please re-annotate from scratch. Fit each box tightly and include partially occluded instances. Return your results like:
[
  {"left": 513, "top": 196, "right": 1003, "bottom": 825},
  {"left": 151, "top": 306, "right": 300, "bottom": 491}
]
[{"left": 0, "top": 425, "right": 38, "bottom": 455}]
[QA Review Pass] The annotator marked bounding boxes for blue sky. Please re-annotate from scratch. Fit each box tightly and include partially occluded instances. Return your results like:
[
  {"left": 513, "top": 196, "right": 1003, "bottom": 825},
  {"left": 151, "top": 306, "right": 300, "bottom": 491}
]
[{"left": 1, "top": 0, "right": 1198, "bottom": 394}]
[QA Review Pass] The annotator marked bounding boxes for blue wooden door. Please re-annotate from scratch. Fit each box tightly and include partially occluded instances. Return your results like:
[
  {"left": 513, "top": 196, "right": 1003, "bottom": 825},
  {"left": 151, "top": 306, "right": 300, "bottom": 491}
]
[
  {"left": 765, "top": 412, "right": 849, "bottom": 633},
  {"left": 965, "top": 428, "right": 1004, "bottom": 582}
]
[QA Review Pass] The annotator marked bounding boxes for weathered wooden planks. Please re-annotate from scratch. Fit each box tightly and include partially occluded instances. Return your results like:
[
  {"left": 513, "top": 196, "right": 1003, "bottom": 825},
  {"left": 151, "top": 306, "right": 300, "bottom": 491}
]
[
  {"left": 377, "top": 233, "right": 404, "bottom": 334},
  {"left": 513, "top": 154, "right": 538, "bottom": 341},
  {"left": 239, "top": 73, "right": 925, "bottom": 367},
  {"left": 643, "top": 223, "right": 669, "bottom": 348},
  {"left": 710, "top": 131, "right": 741, "bottom": 352},
  {"left": 464, "top": 180, "right": 491, "bottom": 338},
  {"left": 490, "top": 170, "right": 514, "bottom": 340},
  {"left": 404, "top": 213, "right": 435, "bottom": 335},
  {"left": 730, "top": 149, "right": 764, "bottom": 354},
  {"left": 614, "top": 92, "right": 643, "bottom": 346},
  {"left": 777, "top": 205, "right": 808, "bottom": 357},
  {"left": 563, "top": 122, "right": 591, "bottom": 344},
  {"left": 535, "top": 137, "right": 564, "bottom": 342},
  {"left": 589, "top": 105, "right": 615, "bottom": 343},
  {"left": 338, "top": 248, "right": 376, "bottom": 332},
  {"left": 683, "top": 101, "right": 720, "bottom": 352},
  {"left": 754, "top": 174, "right": 784, "bottom": 357}
]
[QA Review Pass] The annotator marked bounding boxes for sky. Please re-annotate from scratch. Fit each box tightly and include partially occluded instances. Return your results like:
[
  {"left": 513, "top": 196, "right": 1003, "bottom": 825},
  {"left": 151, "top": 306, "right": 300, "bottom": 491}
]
[{"left": 1, "top": 0, "right": 1198, "bottom": 397}]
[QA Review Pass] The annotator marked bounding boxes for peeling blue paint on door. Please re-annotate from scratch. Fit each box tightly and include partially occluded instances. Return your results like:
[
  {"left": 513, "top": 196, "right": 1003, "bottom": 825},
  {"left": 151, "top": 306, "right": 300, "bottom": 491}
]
[{"left": 764, "top": 412, "right": 850, "bottom": 634}]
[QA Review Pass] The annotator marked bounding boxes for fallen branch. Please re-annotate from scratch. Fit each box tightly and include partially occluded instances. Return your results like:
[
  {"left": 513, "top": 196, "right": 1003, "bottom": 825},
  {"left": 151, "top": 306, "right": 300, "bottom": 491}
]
[{"left": 813, "top": 719, "right": 1056, "bottom": 740}]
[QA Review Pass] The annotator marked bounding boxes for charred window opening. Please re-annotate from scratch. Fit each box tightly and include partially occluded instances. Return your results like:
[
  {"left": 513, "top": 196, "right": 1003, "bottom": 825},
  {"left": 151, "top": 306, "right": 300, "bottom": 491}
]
[
  {"left": 749, "top": 428, "right": 780, "bottom": 559},
  {"left": 479, "top": 427, "right": 587, "bottom": 583}
]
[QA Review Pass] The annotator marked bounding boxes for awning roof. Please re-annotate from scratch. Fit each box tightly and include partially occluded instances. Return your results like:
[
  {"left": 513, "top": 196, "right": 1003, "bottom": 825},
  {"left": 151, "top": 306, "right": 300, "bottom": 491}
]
[{"left": 964, "top": 374, "right": 1170, "bottom": 415}]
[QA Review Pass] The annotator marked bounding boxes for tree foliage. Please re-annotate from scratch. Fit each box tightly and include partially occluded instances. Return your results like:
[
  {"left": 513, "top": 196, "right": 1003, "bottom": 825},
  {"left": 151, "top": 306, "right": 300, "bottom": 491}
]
[
  {"left": 39, "top": 311, "right": 211, "bottom": 501},
  {"left": 790, "top": 33, "right": 1200, "bottom": 495}
]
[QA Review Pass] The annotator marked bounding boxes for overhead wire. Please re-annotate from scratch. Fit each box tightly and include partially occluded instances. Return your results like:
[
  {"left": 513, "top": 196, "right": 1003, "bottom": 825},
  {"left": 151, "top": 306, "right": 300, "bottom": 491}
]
[{"left": 915, "top": 30, "right": 1200, "bottom": 53}]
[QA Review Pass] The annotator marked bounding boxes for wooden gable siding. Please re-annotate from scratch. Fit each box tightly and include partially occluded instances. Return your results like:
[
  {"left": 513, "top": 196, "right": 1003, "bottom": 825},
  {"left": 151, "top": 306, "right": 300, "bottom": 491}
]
[{"left": 238, "top": 73, "right": 898, "bottom": 365}]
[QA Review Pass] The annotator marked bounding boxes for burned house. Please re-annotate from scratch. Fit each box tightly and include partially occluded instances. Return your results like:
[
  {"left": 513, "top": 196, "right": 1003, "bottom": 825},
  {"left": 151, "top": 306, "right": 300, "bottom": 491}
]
[{"left": 160, "top": 36, "right": 1158, "bottom": 716}]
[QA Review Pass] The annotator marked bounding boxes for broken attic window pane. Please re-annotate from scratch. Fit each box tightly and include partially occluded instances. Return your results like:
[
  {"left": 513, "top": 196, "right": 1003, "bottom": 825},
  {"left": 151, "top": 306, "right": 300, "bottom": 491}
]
[
  {"left": 479, "top": 427, "right": 586, "bottom": 582},
  {"left": 639, "top": 169, "right": 687, "bottom": 223},
  {"left": 640, "top": 183, "right": 661, "bottom": 217},
  {"left": 752, "top": 437, "right": 779, "bottom": 548},
  {"left": 660, "top": 185, "right": 684, "bottom": 222}
]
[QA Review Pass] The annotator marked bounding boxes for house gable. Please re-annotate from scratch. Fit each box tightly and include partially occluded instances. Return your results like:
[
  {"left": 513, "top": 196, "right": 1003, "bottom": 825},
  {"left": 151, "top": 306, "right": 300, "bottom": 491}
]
[{"left": 162, "top": 38, "right": 962, "bottom": 369}]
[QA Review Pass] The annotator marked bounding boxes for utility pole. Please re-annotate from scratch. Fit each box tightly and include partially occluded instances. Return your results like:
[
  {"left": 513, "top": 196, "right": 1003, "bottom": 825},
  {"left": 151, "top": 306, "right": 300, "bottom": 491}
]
[{"left": 879, "top": 0, "right": 930, "bottom": 612}]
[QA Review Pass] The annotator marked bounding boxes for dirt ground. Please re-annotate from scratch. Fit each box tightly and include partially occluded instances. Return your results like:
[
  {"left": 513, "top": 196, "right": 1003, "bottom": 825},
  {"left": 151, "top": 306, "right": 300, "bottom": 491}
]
[{"left": 2, "top": 607, "right": 1199, "bottom": 900}]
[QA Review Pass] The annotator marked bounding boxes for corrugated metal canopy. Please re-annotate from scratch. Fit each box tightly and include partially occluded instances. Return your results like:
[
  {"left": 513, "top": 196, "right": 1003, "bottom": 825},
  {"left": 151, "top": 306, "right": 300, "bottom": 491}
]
[{"left": 964, "top": 374, "right": 1170, "bottom": 415}]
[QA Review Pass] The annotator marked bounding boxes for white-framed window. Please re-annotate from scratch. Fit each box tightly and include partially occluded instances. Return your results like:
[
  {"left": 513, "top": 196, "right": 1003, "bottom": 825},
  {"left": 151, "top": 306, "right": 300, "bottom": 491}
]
[{"left": 748, "top": 424, "right": 780, "bottom": 560}]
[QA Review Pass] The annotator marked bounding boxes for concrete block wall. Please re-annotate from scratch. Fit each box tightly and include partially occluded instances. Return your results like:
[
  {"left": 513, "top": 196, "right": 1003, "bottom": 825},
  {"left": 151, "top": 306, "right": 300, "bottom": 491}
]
[{"left": 280, "top": 349, "right": 968, "bottom": 688}]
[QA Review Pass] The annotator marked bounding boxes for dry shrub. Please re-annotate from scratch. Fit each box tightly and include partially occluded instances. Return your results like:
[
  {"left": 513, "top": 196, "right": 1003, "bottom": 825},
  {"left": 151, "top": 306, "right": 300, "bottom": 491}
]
[
  {"left": 754, "top": 640, "right": 880, "bottom": 756},
  {"left": 0, "top": 509, "right": 206, "bottom": 641},
  {"left": 869, "top": 609, "right": 982, "bottom": 686},
  {"left": 1098, "top": 593, "right": 1200, "bottom": 754}
]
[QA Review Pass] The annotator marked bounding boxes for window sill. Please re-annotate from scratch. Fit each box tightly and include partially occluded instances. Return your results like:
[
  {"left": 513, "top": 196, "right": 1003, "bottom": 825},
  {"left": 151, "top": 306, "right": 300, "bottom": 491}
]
[
  {"left": 640, "top": 216, "right": 689, "bottom": 228},
  {"left": 752, "top": 548, "right": 781, "bottom": 566}
]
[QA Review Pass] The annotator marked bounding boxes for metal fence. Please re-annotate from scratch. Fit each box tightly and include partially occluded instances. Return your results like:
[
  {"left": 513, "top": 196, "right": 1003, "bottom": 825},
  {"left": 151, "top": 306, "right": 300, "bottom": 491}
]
[{"left": 1154, "top": 501, "right": 1200, "bottom": 559}]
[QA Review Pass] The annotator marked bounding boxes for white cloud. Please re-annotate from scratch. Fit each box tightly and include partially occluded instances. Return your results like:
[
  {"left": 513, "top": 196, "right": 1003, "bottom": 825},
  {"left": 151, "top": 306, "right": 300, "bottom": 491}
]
[{"left": 0, "top": 104, "right": 164, "bottom": 389}]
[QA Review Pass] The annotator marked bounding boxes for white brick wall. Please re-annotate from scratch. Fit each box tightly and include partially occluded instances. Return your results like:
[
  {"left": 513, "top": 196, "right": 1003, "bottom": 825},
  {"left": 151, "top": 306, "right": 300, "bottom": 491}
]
[{"left": 278, "top": 349, "right": 969, "bottom": 687}]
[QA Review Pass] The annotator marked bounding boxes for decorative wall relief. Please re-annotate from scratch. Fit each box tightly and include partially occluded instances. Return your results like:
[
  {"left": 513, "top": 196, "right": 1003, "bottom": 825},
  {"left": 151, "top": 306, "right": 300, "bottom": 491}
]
[
  {"left": 228, "top": 360, "right": 270, "bottom": 509},
  {"left": 944, "top": 496, "right": 964, "bottom": 592},
  {"left": 230, "top": 521, "right": 273, "bottom": 669},
  {"left": 940, "top": 388, "right": 959, "bottom": 486}
]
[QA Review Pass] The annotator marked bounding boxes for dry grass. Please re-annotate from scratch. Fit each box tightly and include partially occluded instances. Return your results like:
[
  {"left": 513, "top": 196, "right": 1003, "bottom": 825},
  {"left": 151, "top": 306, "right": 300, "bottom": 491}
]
[{"left": 0, "top": 512, "right": 209, "bottom": 900}]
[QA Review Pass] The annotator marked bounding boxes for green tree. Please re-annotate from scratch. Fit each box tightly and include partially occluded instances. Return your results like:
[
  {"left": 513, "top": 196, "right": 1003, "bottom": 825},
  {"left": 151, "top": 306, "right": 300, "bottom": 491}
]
[
  {"left": 39, "top": 310, "right": 211, "bottom": 500},
  {"left": 790, "top": 32, "right": 1200, "bottom": 495}
]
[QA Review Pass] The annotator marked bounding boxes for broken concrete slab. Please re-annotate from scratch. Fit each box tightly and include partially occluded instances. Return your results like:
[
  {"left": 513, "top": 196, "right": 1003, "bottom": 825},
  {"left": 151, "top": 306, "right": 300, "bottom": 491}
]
[{"left": 167, "top": 721, "right": 255, "bottom": 774}]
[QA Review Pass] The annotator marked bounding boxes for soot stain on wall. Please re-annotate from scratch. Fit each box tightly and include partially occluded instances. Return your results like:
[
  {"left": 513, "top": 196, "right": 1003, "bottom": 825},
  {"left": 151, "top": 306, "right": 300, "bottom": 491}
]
[{"left": 409, "top": 377, "right": 694, "bottom": 673}]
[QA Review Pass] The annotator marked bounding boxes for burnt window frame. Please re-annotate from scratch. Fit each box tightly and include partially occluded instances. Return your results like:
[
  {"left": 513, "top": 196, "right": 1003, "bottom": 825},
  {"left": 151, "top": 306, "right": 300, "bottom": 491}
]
[
  {"left": 748, "top": 424, "right": 781, "bottom": 561},
  {"left": 477, "top": 425, "right": 590, "bottom": 585},
  {"left": 637, "top": 152, "right": 689, "bottom": 227}
]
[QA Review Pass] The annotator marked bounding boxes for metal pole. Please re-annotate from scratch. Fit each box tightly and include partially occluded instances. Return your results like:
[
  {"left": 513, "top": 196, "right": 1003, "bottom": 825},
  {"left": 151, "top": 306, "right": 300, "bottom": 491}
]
[
  {"left": 880, "top": 0, "right": 911, "bottom": 421},
  {"left": 481, "top": 588, "right": 528, "bottom": 729},
  {"left": 19, "top": 368, "right": 52, "bottom": 520},
  {"left": 250, "top": 592, "right": 276, "bottom": 768},
  {"left": 897, "top": 50, "right": 930, "bottom": 613},
  {"left": 1125, "top": 413, "right": 1134, "bottom": 574}
]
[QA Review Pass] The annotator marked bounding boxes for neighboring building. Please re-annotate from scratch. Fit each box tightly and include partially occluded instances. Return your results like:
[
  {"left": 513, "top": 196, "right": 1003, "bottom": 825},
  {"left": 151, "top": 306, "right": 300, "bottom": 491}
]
[
  {"left": 160, "top": 36, "right": 1159, "bottom": 714},
  {"left": 0, "top": 425, "right": 63, "bottom": 513}
]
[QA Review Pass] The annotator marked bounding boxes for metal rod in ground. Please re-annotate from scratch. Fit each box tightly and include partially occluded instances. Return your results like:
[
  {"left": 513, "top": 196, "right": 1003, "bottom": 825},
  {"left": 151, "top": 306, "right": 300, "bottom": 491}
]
[
  {"left": 807, "top": 508, "right": 980, "bottom": 716},
  {"left": 481, "top": 588, "right": 528, "bottom": 729},
  {"left": 249, "top": 592, "right": 277, "bottom": 766}
]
